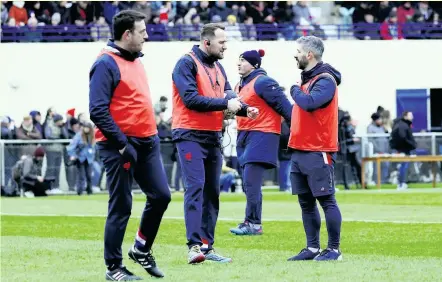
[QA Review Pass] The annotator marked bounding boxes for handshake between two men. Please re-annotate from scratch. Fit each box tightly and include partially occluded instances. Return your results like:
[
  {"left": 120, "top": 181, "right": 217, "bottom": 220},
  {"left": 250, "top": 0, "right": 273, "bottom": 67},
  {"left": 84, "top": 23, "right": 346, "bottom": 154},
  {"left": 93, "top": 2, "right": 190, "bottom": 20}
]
[{"left": 225, "top": 94, "right": 259, "bottom": 120}]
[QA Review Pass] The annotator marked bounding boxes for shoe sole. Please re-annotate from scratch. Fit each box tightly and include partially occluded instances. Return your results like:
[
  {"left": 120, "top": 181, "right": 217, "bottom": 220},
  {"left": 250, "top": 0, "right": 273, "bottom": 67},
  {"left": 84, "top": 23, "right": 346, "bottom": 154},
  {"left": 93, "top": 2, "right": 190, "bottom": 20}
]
[
  {"left": 205, "top": 258, "right": 233, "bottom": 263},
  {"left": 188, "top": 253, "right": 206, "bottom": 264},
  {"left": 105, "top": 272, "right": 143, "bottom": 281},
  {"left": 230, "top": 230, "right": 263, "bottom": 236},
  {"left": 314, "top": 254, "right": 343, "bottom": 261},
  {"left": 287, "top": 257, "right": 317, "bottom": 261},
  {"left": 287, "top": 252, "right": 321, "bottom": 261}
]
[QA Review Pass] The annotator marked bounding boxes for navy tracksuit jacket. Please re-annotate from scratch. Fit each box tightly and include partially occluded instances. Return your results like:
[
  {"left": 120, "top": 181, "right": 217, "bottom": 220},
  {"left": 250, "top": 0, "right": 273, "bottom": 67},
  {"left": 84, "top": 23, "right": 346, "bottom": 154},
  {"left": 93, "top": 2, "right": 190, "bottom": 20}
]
[
  {"left": 172, "top": 45, "right": 248, "bottom": 249},
  {"left": 289, "top": 62, "right": 342, "bottom": 197},
  {"left": 235, "top": 68, "right": 293, "bottom": 225},
  {"left": 89, "top": 40, "right": 171, "bottom": 267}
]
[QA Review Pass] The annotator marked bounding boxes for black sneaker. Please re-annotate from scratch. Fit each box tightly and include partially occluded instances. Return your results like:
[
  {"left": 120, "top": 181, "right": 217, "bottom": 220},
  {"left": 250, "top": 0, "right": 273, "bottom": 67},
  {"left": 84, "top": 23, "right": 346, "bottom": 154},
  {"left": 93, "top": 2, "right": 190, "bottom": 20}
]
[
  {"left": 128, "top": 245, "right": 164, "bottom": 278},
  {"left": 287, "top": 248, "right": 321, "bottom": 261},
  {"left": 105, "top": 266, "right": 142, "bottom": 281},
  {"left": 313, "top": 248, "right": 343, "bottom": 261}
]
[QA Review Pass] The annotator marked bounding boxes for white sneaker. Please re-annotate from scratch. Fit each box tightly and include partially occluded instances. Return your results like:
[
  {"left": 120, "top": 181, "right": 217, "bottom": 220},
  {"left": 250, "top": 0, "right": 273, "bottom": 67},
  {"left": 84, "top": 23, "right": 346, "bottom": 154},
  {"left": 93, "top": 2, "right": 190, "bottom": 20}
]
[
  {"left": 397, "top": 183, "right": 408, "bottom": 190},
  {"left": 49, "top": 188, "right": 63, "bottom": 194},
  {"left": 92, "top": 186, "right": 101, "bottom": 193},
  {"left": 24, "top": 191, "right": 35, "bottom": 198}
]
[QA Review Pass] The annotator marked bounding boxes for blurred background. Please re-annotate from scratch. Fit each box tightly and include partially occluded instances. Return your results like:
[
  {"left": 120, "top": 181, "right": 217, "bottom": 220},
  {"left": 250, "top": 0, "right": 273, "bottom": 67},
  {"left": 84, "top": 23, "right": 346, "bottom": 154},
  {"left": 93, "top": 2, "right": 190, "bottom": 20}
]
[{"left": 1, "top": 1, "right": 442, "bottom": 197}]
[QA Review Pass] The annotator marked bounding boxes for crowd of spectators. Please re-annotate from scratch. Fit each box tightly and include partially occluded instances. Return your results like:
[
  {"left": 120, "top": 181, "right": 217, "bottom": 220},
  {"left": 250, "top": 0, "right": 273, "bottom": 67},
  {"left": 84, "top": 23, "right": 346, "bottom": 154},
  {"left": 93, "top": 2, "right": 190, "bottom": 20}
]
[
  {"left": 0, "top": 97, "right": 240, "bottom": 197},
  {"left": 0, "top": 107, "right": 102, "bottom": 197},
  {"left": 1, "top": 1, "right": 441, "bottom": 42},
  {"left": 2, "top": 98, "right": 441, "bottom": 196}
]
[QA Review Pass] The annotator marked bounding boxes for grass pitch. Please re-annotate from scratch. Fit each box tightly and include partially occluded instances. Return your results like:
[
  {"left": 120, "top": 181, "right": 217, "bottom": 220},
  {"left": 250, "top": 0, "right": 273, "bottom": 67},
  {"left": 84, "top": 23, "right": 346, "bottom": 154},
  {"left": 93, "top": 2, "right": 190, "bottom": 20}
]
[{"left": 1, "top": 188, "right": 442, "bottom": 282}]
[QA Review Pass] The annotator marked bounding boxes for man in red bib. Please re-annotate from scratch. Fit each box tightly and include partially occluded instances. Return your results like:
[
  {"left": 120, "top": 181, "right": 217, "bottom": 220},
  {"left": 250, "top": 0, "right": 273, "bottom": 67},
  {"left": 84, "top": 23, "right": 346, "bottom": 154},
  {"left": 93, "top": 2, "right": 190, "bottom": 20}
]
[
  {"left": 287, "top": 36, "right": 343, "bottom": 262},
  {"left": 89, "top": 10, "right": 170, "bottom": 280},
  {"left": 172, "top": 23, "right": 258, "bottom": 264},
  {"left": 229, "top": 49, "right": 293, "bottom": 236}
]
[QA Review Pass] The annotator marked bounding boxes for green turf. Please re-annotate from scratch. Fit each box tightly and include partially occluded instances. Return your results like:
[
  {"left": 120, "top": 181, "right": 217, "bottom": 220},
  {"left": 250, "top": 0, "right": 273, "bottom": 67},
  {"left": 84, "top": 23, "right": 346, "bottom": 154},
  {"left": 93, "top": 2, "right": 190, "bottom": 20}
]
[
  {"left": 336, "top": 182, "right": 442, "bottom": 190},
  {"left": 1, "top": 189, "right": 442, "bottom": 282}
]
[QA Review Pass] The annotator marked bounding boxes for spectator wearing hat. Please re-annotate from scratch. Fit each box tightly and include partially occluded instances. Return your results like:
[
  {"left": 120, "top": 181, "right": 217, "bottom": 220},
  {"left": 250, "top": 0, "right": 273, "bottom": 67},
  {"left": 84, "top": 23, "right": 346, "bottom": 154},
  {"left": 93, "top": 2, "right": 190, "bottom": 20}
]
[
  {"left": 367, "top": 112, "right": 390, "bottom": 184},
  {"left": 67, "top": 122, "right": 96, "bottom": 195},
  {"left": 29, "top": 110, "right": 43, "bottom": 136},
  {"left": 45, "top": 114, "right": 67, "bottom": 139},
  {"left": 16, "top": 115, "right": 42, "bottom": 141},
  {"left": 12, "top": 146, "right": 55, "bottom": 198},
  {"left": 65, "top": 108, "right": 76, "bottom": 130},
  {"left": 230, "top": 49, "right": 293, "bottom": 236},
  {"left": 225, "top": 14, "right": 243, "bottom": 41},
  {"left": 16, "top": 115, "right": 42, "bottom": 158}
]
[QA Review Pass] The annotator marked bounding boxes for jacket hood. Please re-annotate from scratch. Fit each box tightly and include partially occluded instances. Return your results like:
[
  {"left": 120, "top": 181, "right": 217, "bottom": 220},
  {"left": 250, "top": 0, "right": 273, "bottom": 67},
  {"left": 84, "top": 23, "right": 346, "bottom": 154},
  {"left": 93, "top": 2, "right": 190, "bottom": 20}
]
[{"left": 301, "top": 62, "right": 342, "bottom": 86}]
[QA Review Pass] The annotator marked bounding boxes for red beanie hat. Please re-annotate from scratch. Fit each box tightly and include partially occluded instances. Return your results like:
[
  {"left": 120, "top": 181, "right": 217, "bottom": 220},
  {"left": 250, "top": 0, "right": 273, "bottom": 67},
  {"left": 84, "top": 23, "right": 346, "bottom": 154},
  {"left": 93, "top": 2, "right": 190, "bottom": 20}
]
[
  {"left": 34, "top": 146, "right": 45, "bottom": 158},
  {"left": 67, "top": 108, "right": 75, "bottom": 117}
]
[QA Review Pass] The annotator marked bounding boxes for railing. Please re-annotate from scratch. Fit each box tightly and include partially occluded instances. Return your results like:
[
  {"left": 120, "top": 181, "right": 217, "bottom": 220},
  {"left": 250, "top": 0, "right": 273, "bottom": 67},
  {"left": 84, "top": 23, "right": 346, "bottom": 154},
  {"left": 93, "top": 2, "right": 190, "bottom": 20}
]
[
  {"left": 352, "top": 132, "right": 442, "bottom": 186},
  {"left": 0, "top": 139, "right": 174, "bottom": 191},
  {"left": 1, "top": 22, "right": 442, "bottom": 42},
  {"left": 1, "top": 132, "right": 441, "bottom": 191},
  {"left": 358, "top": 132, "right": 442, "bottom": 158}
]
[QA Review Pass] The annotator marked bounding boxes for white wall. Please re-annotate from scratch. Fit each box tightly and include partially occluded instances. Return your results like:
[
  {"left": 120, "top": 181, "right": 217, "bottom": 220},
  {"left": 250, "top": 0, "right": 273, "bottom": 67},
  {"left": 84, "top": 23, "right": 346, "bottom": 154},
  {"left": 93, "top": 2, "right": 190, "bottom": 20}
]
[{"left": 1, "top": 40, "right": 442, "bottom": 134}]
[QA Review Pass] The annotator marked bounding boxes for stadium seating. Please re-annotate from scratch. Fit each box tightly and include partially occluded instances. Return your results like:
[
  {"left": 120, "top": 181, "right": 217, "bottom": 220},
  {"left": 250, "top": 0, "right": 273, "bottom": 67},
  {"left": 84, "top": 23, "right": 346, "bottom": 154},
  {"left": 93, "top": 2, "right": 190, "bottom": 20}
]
[{"left": 2, "top": 1, "right": 442, "bottom": 42}]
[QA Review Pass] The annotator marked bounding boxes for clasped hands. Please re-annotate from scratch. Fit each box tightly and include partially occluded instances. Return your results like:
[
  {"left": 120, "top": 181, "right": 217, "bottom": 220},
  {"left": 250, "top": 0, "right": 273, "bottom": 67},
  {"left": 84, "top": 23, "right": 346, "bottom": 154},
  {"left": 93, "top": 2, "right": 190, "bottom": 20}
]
[{"left": 227, "top": 98, "right": 259, "bottom": 119}]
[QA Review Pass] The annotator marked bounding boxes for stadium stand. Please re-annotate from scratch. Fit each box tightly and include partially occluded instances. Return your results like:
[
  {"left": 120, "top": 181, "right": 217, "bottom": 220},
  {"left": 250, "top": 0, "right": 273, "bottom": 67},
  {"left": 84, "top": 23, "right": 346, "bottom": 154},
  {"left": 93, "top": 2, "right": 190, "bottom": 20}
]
[
  {"left": 1, "top": 1, "right": 442, "bottom": 196},
  {"left": 1, "top": 1, "right": 442, "bottom": 42}
]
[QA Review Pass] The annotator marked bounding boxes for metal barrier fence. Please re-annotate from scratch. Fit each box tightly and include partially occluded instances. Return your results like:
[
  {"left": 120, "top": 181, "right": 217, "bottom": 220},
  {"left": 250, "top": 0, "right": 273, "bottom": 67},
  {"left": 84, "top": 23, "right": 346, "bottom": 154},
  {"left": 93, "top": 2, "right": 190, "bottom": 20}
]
[
  {"left": 356, "top": 132, "right": 442, "bottom": 185},
  {"left": 2, "top": 22, "right": 442, "bottom": 42},
  {"left": 1, "top": 132, "right": 441, "bottom": 192},
  {"left": 0, "top": 139, "right": 175, "bottom": 192}
]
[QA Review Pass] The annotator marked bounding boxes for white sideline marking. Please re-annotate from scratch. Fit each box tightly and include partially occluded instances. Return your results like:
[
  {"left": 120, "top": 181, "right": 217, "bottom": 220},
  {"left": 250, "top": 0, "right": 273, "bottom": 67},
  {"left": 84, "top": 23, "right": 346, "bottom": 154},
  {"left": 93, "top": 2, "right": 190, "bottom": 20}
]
[{"left": 1, "top": 212, "right": 440, "bottom": 224}]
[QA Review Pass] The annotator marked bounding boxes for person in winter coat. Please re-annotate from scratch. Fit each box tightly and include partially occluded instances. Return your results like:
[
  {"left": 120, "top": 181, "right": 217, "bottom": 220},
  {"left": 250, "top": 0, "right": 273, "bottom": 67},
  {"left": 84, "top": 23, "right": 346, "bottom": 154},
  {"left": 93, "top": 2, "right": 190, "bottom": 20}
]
[
  {"left": 67, "top": 122, "right": 96, "bottom": 195},
  {"left": 15, "top": 115, "right": 42, "bottom": 158},
  {"left": 390, "top": 111, "right": 417, "bottom": 190},
  {"left": 44, "top": 113, "right": 68, "bottom": 190},
  {"left": 12, "top": 146, "right": 55, "bottom": 197},
  {"left": 367, "top": 112, "right": 390, "bottom": 184},
  {"left": 29, "top": 110, "right": 43, "bottom": 136},
  {"left": 229, "top": 49, "right": 292, "bottom": 236}
]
